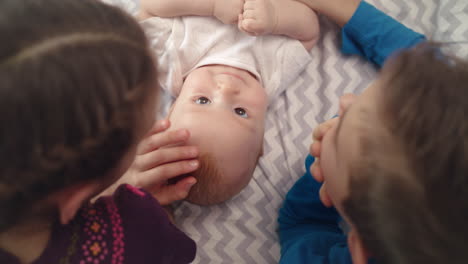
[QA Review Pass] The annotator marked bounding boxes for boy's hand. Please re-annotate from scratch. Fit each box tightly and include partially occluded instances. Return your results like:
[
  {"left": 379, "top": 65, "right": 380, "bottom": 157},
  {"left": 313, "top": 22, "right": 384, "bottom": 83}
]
[
  {"left": 213, "top": 0, "right": 244, "bottom": 24},
  {"left": 309, "top": 94, "right": 357, "bottom": 207},
  {"left": 127, "top": 120, "right": 199, "bottom": 205},
  {"left": 309, "top": 118, "right": 338, "bottom": 207}
]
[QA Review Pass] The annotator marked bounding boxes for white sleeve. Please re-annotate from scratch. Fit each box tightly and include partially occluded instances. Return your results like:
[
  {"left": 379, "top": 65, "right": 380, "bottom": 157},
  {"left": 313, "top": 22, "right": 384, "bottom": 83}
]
[
  {"left": 256, "top": 36, "right": 311, "bottom": 102},
  {"left": 140, "top": 17, "right": 184, "bottom": 97}
]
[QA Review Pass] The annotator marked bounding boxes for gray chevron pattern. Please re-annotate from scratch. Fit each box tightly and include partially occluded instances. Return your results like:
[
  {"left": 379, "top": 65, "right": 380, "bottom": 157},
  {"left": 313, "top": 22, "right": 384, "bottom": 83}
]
[{"left": 106, "top": 0, "right": 468, "bottom": 262}]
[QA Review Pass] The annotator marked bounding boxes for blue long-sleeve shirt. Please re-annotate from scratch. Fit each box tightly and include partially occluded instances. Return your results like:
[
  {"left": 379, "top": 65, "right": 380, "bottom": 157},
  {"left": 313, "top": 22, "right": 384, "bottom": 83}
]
[{"left": 278, "top": 2, "right": 425, "bottom": 263}]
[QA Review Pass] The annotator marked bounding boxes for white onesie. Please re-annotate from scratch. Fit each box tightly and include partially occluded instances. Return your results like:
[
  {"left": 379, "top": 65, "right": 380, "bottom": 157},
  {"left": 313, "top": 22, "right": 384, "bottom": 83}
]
[{"left": 140, "top": 16, "right": 311, "bottom": 102}]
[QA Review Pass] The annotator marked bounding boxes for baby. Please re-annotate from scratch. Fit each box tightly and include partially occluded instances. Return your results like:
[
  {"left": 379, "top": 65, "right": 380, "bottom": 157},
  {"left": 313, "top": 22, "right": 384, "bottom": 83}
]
[{"left": 137, "top": 0, "right": 320, "bottom": 205}]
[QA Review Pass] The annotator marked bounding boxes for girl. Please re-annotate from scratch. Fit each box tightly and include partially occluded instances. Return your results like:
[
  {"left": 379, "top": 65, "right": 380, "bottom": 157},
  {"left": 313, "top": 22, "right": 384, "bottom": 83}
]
[{"left": 0, "top": 0, "right": 197, "bottom": 263}]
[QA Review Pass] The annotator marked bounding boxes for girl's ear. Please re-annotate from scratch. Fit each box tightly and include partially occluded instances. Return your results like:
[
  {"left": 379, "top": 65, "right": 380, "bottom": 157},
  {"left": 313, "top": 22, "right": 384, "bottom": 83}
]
[
  {"left": 348, "top": 228, "right": 371, "bottom": 264},
  {"left": 54, "top": 181, "right": 102, "bottom": 225}
]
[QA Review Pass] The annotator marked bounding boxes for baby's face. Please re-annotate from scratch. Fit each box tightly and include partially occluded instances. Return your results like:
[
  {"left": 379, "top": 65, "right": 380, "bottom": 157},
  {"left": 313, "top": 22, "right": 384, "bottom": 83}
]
[{"left": 168, "top": 65, "right": 268, "bottom": 204}]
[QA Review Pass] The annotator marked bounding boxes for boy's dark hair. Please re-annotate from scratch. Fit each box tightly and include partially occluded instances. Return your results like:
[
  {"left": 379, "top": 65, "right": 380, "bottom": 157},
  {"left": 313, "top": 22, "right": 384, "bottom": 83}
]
[
  {"left": 343, "top": 43, "right": 468, "bottom": 264},
  {"left": 0, "top": 0, "right": 157, "bottom": 231}
]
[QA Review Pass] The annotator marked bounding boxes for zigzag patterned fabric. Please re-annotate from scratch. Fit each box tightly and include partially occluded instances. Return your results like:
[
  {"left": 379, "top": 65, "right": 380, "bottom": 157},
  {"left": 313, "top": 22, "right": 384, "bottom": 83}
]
[{"left": 105, "top": 0, "right": 468, "bottom": 262}]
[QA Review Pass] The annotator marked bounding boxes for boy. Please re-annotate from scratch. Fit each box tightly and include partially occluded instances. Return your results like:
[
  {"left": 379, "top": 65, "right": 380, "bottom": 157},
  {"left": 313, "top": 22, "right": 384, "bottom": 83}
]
[
  {"left": 134, "top": 0, "right": 320, "bottom": 205},
  {"left": 279, "top": 0, "right": 468, "bottom": 263}
]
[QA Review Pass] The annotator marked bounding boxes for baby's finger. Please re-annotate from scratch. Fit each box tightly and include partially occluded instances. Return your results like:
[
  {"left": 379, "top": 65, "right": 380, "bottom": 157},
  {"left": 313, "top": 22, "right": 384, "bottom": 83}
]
[
  {"left": 241, "top": 19, "right": 261, "bottom": 36},
  {"left": 155, "top": 177, "right": 197, "bottom": 206},
  {"left": 134, "top": 146, "right": 199, "bottom": 171},
  {"left": 136, "top": 159, "right": 199, "bottom": 189},
  {"left": 238, "top": 14, "right": 244, "bottom": 31},
  {"left": 243, "top": 0, "right": 255, "bottom": 10},
  {"left": 242, "top": 10, "right": 256, "bottom": 20},
  {"left": 138, "top": 129, "right": 190, "bottom": 155}
]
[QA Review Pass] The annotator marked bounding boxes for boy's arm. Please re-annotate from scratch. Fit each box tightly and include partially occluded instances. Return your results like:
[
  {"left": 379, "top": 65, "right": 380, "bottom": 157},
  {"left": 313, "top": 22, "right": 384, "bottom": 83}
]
[
  {"left": 295, "top": 0, "right": 426, "bottom": 66},
  {"left": 278, "top": 155, "right": 352, "bottom": 263},
  {"left": 139, "top": 0, "right": 243, "bottom": 24}
]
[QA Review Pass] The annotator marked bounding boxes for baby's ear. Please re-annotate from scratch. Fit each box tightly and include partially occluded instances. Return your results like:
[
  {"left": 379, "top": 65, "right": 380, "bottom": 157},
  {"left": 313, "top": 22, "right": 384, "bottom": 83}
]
[{"left": 54, "top": 181, "right": 101, "bottom": 225}]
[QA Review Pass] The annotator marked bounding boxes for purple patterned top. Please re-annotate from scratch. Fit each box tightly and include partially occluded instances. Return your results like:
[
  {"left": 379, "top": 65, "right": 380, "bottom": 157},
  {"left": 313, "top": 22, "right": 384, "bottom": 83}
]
[{"left": 0, "top": 184, "right": 196, "bottom": 264}]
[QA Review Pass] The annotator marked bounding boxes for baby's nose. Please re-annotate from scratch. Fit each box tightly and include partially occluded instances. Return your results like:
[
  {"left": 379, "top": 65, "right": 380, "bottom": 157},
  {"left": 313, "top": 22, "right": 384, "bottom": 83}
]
[{"left": 217, "top": 79, "right": 240, "bottom": 95}]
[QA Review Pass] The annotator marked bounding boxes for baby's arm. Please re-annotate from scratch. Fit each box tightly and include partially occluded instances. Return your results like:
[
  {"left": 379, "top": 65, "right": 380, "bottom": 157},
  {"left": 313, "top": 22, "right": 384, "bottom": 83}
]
[
  {"left": 139, "top": 0, "right": 243, "bottom": 24},
  {"left": 239, "top": 0, "right": 320, "bottom": 51},
  {"left": 294, "top": 0, "right": 361, "bottom": 27}
]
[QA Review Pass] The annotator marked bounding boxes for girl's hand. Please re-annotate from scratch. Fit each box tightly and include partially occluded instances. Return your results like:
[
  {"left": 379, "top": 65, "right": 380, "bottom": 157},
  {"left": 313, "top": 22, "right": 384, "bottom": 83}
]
[{"left": 127, "top": 120, "right": 199, "bottom": 205}]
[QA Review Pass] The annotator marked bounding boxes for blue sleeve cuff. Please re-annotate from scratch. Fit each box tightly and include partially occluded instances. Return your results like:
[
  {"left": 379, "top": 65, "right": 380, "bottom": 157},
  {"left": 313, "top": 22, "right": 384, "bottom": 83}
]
[{"left": 341, "top": 1, "right": 426, "bottom": 67}]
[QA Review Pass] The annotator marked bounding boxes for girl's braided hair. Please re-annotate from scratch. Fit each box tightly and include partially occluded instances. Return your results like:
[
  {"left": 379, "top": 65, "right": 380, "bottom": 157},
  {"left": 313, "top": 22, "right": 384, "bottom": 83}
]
[{"left": 0, "top": 0, "right": 157, "bottom": 231}]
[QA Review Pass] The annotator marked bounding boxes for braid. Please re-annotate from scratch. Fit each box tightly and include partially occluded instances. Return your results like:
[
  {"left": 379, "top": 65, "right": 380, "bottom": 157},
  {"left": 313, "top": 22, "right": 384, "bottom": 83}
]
[{"left": 0, "top": 0, "right": 157, "bottom": 231}]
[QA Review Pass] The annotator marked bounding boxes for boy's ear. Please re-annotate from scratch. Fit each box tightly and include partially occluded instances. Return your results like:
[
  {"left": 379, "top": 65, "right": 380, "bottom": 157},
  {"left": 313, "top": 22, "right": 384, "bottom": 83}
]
[
  {"left": 348, "top": 228, "right": 371, "bottom": 264},
  {"left": 54, "top": 181, "right": 102, "bottom": 225}
]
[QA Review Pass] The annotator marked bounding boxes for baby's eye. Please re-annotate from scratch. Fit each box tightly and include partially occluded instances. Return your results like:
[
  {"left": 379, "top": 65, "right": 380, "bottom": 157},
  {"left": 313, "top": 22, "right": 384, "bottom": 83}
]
[
  {"left": 195, "top": 96, "right": 211, "bottom": 105},
  {"left": 234, "top": 107, "right": 248, "bottom": 118}
]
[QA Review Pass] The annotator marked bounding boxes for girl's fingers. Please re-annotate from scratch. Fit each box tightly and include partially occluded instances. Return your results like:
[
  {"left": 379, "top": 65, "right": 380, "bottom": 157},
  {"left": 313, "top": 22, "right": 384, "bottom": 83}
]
[
  {"left": 135, "top": 159, "right": 199, "bottom": 189},
  {"left": 154, "top": 176, "right": 197, "bottom": 206},
  {"left": 150, "top": 119, "right": 170, "bottom": 134},
  {"left": 138, "top": 128, "right": 190, "bottom": 155},
  {"left": 134, "top": 146, "right": 199, "bottom": 171}
]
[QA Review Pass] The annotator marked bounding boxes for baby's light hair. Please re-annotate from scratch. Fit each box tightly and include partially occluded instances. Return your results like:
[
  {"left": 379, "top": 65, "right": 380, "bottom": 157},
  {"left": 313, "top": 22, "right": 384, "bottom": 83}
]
[
  {"left": 185, "top": 154, "right": 224, "bottom": 205},
  {"left": 186, "top": 149, "right": 263, "bottom": 205}
]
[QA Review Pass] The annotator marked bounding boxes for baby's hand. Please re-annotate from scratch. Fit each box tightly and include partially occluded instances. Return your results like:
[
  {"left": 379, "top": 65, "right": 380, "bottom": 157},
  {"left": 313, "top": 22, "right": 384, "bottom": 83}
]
[
  {"left": 238, "top": 0, "right": 278, "bottom": 36},
  {"left": 127, "top": 120, "right": 199, "bottom": 205},
  {"left": 213, "top": 0, "right": 244, "bottom": 24}
]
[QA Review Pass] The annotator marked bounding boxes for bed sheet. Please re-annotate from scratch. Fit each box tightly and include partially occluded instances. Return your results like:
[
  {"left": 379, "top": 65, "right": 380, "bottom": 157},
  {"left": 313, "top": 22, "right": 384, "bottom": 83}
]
[{"left": 106, "top": 0, "right": 468, "bottom": 263}]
